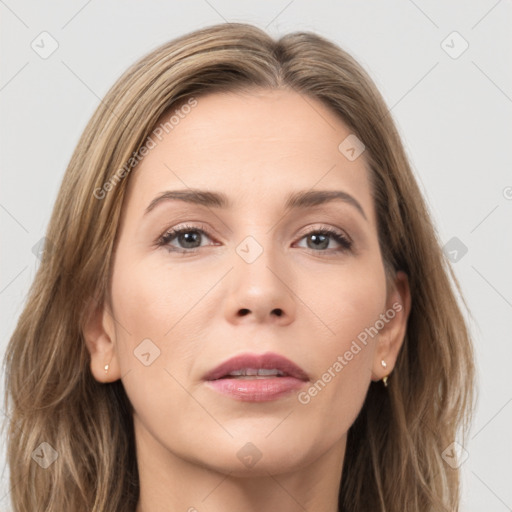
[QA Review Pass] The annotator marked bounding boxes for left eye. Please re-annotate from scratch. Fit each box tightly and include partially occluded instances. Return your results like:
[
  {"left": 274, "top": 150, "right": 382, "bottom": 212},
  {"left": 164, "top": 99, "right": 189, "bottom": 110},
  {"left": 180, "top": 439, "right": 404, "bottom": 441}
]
[
  {"left": 295, "top": 228, "right": 352, "bottom": 252},
  {"left": 157, "top": 225, "right": 352, "bottom": 253}
]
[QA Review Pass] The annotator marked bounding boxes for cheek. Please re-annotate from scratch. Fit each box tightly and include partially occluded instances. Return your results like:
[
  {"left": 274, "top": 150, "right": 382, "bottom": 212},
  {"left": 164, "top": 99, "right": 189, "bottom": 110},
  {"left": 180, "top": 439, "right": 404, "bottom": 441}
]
[
  {"left": 110, "top": 253, "right": 198, "bottom": 338},
  {"left": 297, "top": 252, "right": 387, "bottom": 345},
  {"left": 293, "top": 257, "right": 386, "bottom": 434},
  {"left": 109, "top": 252, "right": 213, "bottom": 387},
  {"left": 108, "top": 255, "right": 209, "bottom": 435}
]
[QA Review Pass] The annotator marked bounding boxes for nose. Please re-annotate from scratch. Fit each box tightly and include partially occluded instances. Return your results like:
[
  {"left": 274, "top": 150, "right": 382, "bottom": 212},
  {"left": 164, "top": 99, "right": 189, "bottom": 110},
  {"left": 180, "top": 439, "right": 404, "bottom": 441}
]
[{"left": 222, "top": 245, "right": 296, "bottom": 326}]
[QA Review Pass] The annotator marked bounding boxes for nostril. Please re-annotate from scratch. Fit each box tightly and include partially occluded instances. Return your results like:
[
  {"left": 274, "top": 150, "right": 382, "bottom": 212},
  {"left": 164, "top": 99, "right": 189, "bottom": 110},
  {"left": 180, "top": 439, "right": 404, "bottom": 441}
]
[{"left": 236, "top": 308, "right": 283, "bottom": 317}]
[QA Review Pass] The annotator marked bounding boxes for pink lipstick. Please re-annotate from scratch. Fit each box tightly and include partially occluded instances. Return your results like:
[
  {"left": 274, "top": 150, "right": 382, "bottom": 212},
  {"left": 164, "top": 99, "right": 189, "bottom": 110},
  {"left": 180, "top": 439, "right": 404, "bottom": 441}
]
[{"left": 203, "top": 352, "right": 309, "bottom": 402}]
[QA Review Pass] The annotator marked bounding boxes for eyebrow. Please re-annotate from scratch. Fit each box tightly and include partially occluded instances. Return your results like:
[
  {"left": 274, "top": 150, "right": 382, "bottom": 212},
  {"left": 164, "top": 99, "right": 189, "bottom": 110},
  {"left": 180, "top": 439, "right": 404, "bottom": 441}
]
[{"left": 144, "top": 188, "right": 367, "bottom": 221}]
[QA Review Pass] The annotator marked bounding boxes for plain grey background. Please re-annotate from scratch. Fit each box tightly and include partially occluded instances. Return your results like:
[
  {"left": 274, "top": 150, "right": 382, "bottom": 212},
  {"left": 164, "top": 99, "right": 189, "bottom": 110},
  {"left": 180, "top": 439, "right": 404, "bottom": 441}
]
[{"left": 1, "top": 1, "right": 511, "bottom": 511}]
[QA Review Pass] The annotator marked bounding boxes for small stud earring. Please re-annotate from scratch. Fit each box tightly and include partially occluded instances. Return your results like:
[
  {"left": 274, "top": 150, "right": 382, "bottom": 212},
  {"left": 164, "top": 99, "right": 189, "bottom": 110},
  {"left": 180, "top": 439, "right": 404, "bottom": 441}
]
[
  {"left": 104, "top": 363, "right": 110, "bottom": 375},
  {"left": 381, "top": 360, "right": 389, "bottom": 387}
]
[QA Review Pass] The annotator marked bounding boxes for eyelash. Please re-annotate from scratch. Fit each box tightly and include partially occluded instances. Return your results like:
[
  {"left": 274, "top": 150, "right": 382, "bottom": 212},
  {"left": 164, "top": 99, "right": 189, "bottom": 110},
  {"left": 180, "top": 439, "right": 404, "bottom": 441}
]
[{"left": 156, "top": 223, "right": 353, "bottom": 255}]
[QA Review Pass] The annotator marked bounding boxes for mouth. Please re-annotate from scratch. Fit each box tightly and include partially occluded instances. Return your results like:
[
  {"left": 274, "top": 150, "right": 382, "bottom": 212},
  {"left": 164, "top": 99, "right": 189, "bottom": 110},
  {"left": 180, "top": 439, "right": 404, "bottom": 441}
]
[
  {"left": 219, "top": 368, "right": 288, "bottom": 379},
  {"left": 203, "top": 352, "right": 309, "bottom": 402}
]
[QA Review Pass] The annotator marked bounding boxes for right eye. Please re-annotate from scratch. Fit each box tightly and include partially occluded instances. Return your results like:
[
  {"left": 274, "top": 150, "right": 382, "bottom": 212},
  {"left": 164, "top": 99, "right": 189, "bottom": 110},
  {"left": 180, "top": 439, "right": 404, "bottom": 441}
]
[{"left": 157, "top": 224, "right": 217, "bottom": 253}]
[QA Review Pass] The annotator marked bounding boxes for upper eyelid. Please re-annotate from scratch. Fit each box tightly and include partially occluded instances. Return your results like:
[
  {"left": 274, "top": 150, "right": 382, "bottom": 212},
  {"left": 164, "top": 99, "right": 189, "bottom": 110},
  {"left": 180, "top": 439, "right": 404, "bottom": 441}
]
[{"left": 163, "top": 222, "right": 348, "bottom": 236}]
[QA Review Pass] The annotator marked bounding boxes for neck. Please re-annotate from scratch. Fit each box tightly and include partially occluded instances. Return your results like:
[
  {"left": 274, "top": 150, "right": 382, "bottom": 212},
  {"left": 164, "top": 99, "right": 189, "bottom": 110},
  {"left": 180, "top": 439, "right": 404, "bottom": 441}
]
[{"left": 133, "top": 416, "right": 345, "bottom": 512}]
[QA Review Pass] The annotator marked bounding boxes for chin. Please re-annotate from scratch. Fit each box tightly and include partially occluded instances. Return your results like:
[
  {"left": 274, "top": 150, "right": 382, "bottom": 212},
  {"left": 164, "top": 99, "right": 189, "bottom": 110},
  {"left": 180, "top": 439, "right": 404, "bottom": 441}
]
[
  {"left": 186, "top": 434, "right": 315, "bottom": 477},
  {"left": 209, "top": 451, "right": 307, "bottom": 478}
]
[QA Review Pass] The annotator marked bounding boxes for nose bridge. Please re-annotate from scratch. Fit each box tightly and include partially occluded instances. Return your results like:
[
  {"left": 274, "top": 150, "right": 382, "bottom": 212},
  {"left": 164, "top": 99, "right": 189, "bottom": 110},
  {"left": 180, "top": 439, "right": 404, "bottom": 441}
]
[
  {"left": 234, "top": 229, "right": 284, "bottom": 293},
  {"left": 223, "top": 227, "right": 295, "bottom": 324}
]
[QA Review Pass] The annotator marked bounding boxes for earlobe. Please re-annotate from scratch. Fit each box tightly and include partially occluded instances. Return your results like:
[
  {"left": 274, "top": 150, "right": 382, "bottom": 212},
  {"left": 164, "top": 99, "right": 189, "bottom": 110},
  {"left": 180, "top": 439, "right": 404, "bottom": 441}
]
[
  {"left": 372, "top": 270, "right": 411, "bottom": 383},
  {"left": 82, "top": 297, "right": 119, "bottom": 383}
]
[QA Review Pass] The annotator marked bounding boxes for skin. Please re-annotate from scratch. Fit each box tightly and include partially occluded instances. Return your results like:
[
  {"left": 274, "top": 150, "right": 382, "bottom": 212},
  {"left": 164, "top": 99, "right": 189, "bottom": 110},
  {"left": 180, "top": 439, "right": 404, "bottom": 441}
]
[{"left": 84, "top": 88, "right": 411, "bottom": 512}]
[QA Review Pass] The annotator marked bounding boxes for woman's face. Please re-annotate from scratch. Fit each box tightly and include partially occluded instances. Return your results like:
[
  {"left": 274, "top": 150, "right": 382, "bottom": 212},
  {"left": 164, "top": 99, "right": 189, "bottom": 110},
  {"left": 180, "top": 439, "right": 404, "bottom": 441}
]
[{"left": 88, "top": 88, "right": 409, "bottom": 476}]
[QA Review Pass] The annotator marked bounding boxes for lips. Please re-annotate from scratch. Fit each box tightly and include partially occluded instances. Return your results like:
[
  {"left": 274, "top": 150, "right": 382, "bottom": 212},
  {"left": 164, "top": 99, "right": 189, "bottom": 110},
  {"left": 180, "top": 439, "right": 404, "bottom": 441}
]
[
  {"left": 203, "top": 352, "right": 310, "bottom": 382},
  {"left": 203, "top": 352, "right": 310, "bottom": 402}
]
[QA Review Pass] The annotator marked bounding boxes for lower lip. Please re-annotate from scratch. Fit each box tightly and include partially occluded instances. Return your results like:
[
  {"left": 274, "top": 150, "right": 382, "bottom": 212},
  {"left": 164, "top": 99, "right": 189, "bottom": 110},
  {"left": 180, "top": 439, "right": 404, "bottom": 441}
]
[{"left": 205, "top": 377, "right": 307, "bottom": 402}]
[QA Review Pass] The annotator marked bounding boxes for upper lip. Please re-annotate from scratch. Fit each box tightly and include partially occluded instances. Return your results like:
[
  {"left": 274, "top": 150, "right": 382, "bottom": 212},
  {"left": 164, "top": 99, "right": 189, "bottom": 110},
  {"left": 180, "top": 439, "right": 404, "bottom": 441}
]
[{"left": 203, "top": 352, "right": 310, "bottom": 381}]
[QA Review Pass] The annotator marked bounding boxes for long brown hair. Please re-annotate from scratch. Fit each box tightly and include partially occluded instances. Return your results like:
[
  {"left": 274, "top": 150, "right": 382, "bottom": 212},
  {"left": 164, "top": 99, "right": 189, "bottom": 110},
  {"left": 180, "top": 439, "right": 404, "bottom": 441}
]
[{"left": 2, "top": 22, "right": 475, "bottom": 511}]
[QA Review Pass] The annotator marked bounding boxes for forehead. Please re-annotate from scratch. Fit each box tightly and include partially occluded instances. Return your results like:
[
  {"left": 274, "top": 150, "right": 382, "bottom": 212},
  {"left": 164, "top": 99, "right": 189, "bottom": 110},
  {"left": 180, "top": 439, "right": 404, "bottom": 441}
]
[{"left": 123, "top": 88, "right": 374, "bottom": 221}]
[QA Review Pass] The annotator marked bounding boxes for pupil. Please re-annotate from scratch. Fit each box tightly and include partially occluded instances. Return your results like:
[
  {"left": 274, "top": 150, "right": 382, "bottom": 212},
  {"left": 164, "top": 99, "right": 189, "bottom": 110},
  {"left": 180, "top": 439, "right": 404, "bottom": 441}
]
[
  {"left": 309, "top": 234, "right": 328, "bottom": 250},
  {"left": 180, "top": 232, "right": 200, "bottom": 248}
]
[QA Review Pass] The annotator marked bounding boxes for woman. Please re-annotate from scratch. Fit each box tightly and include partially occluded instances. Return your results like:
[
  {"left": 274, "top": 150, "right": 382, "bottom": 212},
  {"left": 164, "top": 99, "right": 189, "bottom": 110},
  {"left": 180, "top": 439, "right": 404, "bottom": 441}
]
[{"left": 2, "top": 22, "right": 475, "bottom": 511}]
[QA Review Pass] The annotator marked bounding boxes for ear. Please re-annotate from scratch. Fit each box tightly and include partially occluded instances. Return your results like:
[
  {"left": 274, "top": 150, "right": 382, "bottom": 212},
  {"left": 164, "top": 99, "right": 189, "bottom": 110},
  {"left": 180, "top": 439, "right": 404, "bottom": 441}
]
[
  {"left": 82, "top": 295, "right": 121, "bottom": 383},
  {"left": 371, "top": 270, "right": 411, "bottom": 382}
]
